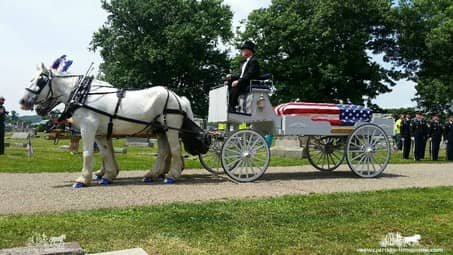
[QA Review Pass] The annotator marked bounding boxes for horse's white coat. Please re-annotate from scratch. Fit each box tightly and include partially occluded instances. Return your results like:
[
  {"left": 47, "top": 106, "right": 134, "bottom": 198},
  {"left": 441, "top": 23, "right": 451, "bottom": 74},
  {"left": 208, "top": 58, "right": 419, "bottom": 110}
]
[{"left": 20, "top": 63, "right": 193, "bottom": 185}]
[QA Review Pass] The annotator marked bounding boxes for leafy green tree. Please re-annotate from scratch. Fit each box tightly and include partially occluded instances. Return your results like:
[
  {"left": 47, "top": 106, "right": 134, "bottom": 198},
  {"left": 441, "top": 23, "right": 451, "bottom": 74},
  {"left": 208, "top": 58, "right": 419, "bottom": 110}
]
[
  {"left": 390, "top": 0, "right": 453, "bottom": 111},
  {"left": 238, "top": 0, "right": 399, "bottom": 109},
  {"left": 6, "top": 110, "right": 19, "bottom": 125},
  {"left": 91, "top": 0, "right": 233, "bottom": 115}
]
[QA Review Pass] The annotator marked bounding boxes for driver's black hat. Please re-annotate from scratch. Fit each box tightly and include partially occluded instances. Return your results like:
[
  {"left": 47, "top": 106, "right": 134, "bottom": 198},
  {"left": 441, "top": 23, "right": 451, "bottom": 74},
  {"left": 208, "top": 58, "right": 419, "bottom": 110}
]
[{"left": 240, "top": 40, "right": 256, "bottom": 53}]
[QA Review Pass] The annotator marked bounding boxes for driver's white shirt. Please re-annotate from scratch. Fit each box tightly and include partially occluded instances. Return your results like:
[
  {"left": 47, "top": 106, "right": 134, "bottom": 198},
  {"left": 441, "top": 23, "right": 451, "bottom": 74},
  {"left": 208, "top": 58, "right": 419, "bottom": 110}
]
[{"left": 240, "top": 56, "right": 252, "bottom": 78}]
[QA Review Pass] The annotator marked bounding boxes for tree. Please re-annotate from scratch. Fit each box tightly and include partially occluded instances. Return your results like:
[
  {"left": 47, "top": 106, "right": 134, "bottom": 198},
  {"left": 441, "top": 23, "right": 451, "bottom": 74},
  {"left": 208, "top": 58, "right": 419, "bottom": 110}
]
[
  {"left": 389, "top": 0, "right": 453, "bottom": 111},
  {"left": 238, "top": 0, "right": 399, "bottom": 109},
  {"left": 6, "top": 110, "right": 19, "bottom": 125},
  {"left": 91, "top": 0, "right": 233, "bottom": 116}
]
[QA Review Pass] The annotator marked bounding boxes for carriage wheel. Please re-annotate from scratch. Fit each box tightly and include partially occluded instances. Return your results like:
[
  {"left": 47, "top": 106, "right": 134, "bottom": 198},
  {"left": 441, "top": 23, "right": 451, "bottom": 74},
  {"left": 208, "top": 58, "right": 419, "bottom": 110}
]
[
  {"left": 199, "top": 136, "right": 224, "bottom": 174},
  {"left": 306, "top": 136, "right": 346, "bottom": 171},
  {"left": 346, "top": 123, "right": 391, "bottom": 178},
  {"left": 221, "top": 129, "right": 270, "bottom": 182}
]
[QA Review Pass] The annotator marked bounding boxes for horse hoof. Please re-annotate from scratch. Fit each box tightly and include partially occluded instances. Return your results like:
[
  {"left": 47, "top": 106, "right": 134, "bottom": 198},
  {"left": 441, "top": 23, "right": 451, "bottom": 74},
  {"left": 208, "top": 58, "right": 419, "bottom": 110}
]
[
  {"left": 164, "top": 177, "right": 175, "bottom": 184},
  {"left": 143, "top": 177, "right": 153, "bottom": 183},
  {"left": 72, "top": 182, "right": 85, "bottom": 189},
  {"left": 95, "top": 175, "right": 103, "bottom": 181},
  {"left": 99, "top": 178, "right": 111, "bottom": 185}
]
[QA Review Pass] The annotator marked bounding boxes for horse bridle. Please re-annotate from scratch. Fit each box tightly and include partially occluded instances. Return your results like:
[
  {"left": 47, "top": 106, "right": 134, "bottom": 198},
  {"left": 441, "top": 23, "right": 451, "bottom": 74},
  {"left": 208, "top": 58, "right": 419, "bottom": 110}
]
[
  {"left": 26, "top": 71, "right": 54, "bottom": 104},
  {"left": 26, "top": 72, "right": 83, "bottom": 106}
]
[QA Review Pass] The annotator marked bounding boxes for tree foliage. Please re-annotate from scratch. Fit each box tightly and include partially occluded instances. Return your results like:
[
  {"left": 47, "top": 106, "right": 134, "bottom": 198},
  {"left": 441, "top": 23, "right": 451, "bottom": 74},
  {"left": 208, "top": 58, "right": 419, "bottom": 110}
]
[
  {"left": 90, "top": 0, "right": 452, "bottom": 114},
  {"left": 389, "top": 0, "right": 453, "bottom": 112},
  {"left": 90, "top": 0, "right": 233, "bottom": 116},
  {"left": 238, "top": 0, "right": 399, "bottom": 109},
  {"left": 6, "top": 110, "right": 19, "bottom": 125}
]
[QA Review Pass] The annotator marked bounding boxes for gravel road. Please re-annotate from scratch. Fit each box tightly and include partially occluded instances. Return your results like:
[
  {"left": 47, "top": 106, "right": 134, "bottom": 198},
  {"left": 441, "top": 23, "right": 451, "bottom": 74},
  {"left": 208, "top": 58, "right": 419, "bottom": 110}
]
[{"left": 0, "top": 163, "right": 452, "bottom": 215}]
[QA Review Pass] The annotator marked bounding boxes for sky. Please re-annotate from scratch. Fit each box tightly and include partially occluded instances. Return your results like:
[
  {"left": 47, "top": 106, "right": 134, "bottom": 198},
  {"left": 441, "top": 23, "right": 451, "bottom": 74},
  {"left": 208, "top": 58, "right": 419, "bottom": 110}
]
[{"left": 0, "top": 0, "right": 416, "bottom": 116}]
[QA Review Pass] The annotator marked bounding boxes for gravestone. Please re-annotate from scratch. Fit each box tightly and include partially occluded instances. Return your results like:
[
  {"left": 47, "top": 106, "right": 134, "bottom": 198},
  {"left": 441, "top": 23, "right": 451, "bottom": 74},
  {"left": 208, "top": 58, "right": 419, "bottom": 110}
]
[
  {"left": 89, "top": 248, "right": 148, "bottom": 255},
  {"left": 125, "top": 137, "right": 151, "bottom": 147},
  {"left": 10, "top": 132, "right": 30, "bottom": 140},
  {"left": 113, "top": 147, "right": 127, "bottom": 154},
  {"left": 6, "top": 132, "right": 31, "bottom": 148},
  {"left": 270, "top": 136, "right": 308, "bottom": 159},
  {"left": 0, "top": 242, "right": 84, "bottom": 255}
]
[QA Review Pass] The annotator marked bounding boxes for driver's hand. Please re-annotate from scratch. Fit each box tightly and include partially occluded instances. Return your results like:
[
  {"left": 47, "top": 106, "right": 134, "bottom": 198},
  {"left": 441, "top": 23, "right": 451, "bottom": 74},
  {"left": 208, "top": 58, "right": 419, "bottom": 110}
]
[{"left": 232, "top": 80, "right": 239, "bottom": 87}]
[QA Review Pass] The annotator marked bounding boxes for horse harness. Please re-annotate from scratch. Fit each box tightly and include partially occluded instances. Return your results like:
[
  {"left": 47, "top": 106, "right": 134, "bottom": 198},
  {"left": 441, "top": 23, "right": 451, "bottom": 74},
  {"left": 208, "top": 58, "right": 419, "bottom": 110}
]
[{"left": 59, "top": 76, "right": 187, "bottom": 138}]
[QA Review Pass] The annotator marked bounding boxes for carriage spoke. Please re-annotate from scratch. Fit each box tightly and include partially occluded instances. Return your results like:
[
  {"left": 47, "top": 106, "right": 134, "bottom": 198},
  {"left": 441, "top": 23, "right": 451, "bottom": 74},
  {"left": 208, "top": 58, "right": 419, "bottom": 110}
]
[
  {"left": 331, "top": 151, "right": 342, "bottom": 161},
  {"left": 226, "top": 158, "right": 242, "bottom": 170},
  {"left": 351, "top": 152, "right": 366, "bottom": 161},
  {"left": 326, "top": 152, "right": 330, "bottom": 169},
  {"left": 327, "top": 153, "right": 337, "bottom": 166}
]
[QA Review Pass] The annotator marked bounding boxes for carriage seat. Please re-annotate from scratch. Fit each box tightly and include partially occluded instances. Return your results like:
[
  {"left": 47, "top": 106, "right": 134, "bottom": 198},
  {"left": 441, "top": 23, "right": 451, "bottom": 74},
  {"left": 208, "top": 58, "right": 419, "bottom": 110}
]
[
  {"left": 236, "top": 73, "right": 274, "bottom": 114},
  {"left": 250, "top": 73, "right": 273, "bottom": 90}
]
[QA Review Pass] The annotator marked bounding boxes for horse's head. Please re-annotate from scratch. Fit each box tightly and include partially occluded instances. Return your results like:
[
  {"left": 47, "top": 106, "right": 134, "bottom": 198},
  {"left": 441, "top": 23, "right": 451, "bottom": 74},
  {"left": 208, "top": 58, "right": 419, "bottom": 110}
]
[{"left": 20, "top": 63, "right": 60, "bottom": 116}]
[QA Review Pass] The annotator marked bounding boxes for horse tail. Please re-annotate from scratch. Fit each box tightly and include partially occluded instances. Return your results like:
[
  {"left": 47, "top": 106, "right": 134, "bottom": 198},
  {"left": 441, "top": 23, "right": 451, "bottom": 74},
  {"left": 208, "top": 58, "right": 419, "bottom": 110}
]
[{"left": 180, "top": 96, "right": 194, "bottom": 120}]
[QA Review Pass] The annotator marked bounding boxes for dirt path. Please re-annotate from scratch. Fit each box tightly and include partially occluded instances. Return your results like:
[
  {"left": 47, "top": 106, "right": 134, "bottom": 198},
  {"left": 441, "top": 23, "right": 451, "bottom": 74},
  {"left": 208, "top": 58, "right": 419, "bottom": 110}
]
[{"left": 0, "top": 163, "right": 452, "bottom": 215}]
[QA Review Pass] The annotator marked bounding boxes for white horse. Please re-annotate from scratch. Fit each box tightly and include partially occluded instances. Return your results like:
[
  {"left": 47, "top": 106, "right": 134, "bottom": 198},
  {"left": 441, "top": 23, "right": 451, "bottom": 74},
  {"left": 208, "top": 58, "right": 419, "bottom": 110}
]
[{"left": 20, "top": 63, "right": 193, "bottom": 188}]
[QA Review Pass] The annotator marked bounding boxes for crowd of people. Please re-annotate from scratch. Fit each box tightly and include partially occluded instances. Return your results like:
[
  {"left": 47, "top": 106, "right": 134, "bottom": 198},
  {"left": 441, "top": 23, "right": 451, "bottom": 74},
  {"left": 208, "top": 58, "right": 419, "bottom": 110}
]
[{"left": 393, "top": 111, "right": 453, "bottom": 161}]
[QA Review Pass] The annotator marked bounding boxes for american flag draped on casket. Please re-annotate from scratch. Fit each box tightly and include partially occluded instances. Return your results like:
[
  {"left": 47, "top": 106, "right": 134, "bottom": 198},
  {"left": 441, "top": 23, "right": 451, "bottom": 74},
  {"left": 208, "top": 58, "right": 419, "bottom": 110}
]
[{"left": 275, "top": 102, "right": 373, "bottom": 126}]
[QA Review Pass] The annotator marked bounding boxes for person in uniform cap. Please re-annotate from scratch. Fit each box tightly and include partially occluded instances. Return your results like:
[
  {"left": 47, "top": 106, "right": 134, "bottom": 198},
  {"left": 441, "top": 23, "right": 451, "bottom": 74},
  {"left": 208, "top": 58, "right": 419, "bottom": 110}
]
[
  {"left": 400, "top": 112, "right": 412, "bottom": 159},
  {"left": 226, "top": 40, "right": 261, "bottom": 112},
  {"left": 428, "top": 113, "right": 443, "bottom": 160},
  {"left": 445, "top": 113, "right": 453, "bottom": 160},
  {"left": 0, "top": 96, "right": 8, "bottom": 155},
  {"left": 410, "top": 111, "right": 428, "bottom": 161}
]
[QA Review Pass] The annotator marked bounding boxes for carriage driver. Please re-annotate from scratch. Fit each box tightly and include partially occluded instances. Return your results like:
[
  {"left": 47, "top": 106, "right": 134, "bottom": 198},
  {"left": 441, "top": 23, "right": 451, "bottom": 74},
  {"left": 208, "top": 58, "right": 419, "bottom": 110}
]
[{"left": 226, "top": 40, "right": 261, "bottom": 112}]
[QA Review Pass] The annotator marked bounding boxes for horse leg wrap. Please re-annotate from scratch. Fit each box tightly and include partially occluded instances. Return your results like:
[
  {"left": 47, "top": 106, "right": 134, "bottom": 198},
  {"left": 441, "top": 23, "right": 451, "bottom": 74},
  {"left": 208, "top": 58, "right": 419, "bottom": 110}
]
[{"left": 99, "top": 178, "right": 112, "bottom": 185}]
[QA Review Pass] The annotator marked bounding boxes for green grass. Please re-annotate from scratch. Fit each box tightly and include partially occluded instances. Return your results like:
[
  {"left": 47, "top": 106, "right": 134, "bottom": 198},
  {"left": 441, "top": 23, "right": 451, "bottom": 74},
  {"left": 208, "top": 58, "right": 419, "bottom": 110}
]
[
  {"left": 0, "top": 133, "right": 307, "bottom": 173},
  {"left": 0, "top": 187, "right": 452, "bottom": 254},
  {"left": 0, "top": 133, "right": 449, "bottom": 173}
]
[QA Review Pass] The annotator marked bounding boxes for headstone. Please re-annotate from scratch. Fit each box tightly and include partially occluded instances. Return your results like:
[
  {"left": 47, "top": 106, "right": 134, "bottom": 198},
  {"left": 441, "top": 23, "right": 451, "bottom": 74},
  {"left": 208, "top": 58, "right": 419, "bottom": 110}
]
[
  {"left": 125, "top": 137, "right": 151, "bottom": 147},
  {"left": 10, "top": 132, "right": 30, "bottom": 139},
  {"left": 270, "top": 136, "right": 307, "bottom": 159},
  {"left": 0, "top": 242, "right": 84, "bottom": 255},
  {"left": 89, "top": 248, "right": 148, "bottom": 255},
  {"left": 11, "top": 142, "right": 28, "bottom": 148},
  {"left": 113, "top": 147, "right": 127, "bottom": 154},
  {"left": 137, "top": 152, "right": 158, "bottom": 157},
  {"left": 59, "top": 145, "right": 70, "bottom": 150},
  {"left": 7, "top": 132, "right": 30, "bottom": 148},
  {"left": 149, "top": 138, "right": 157, "bottom": 148}
]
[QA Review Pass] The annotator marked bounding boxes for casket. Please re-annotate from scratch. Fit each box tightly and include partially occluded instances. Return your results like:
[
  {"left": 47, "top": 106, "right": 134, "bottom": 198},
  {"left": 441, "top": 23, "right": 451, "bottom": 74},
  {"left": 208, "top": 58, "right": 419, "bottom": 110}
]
[{"left": 275, "top": 102, "right": 373, "bottom": 126}]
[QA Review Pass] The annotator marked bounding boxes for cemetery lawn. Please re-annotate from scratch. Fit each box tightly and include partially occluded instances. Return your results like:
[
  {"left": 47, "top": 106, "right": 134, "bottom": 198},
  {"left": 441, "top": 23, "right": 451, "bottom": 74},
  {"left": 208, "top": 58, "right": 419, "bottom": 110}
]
[
  {"left": 0, "top": 186, "right": 452, "bottom": 254},
  {"left": 0, "top": 132, "right": 449, "bottom": 173}
]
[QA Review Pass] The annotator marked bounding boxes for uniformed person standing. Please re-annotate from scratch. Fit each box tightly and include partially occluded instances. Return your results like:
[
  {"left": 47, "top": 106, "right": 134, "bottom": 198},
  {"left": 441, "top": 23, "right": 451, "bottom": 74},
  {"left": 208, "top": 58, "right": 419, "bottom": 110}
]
[
  {"left": 411, "top": 111, "right": 428, "bottom": 161},
  {"left": 445, "top": 113, "right": 453, "bottom": 161},
  {"left": 428, "top": 113, "right": 443, "bottom": 160},
  {"left": 400, "top": 113, "right": 412, "bottom": 159},
  {"left": 0, "top": 96, "right": 7, "bottom": 155}
]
